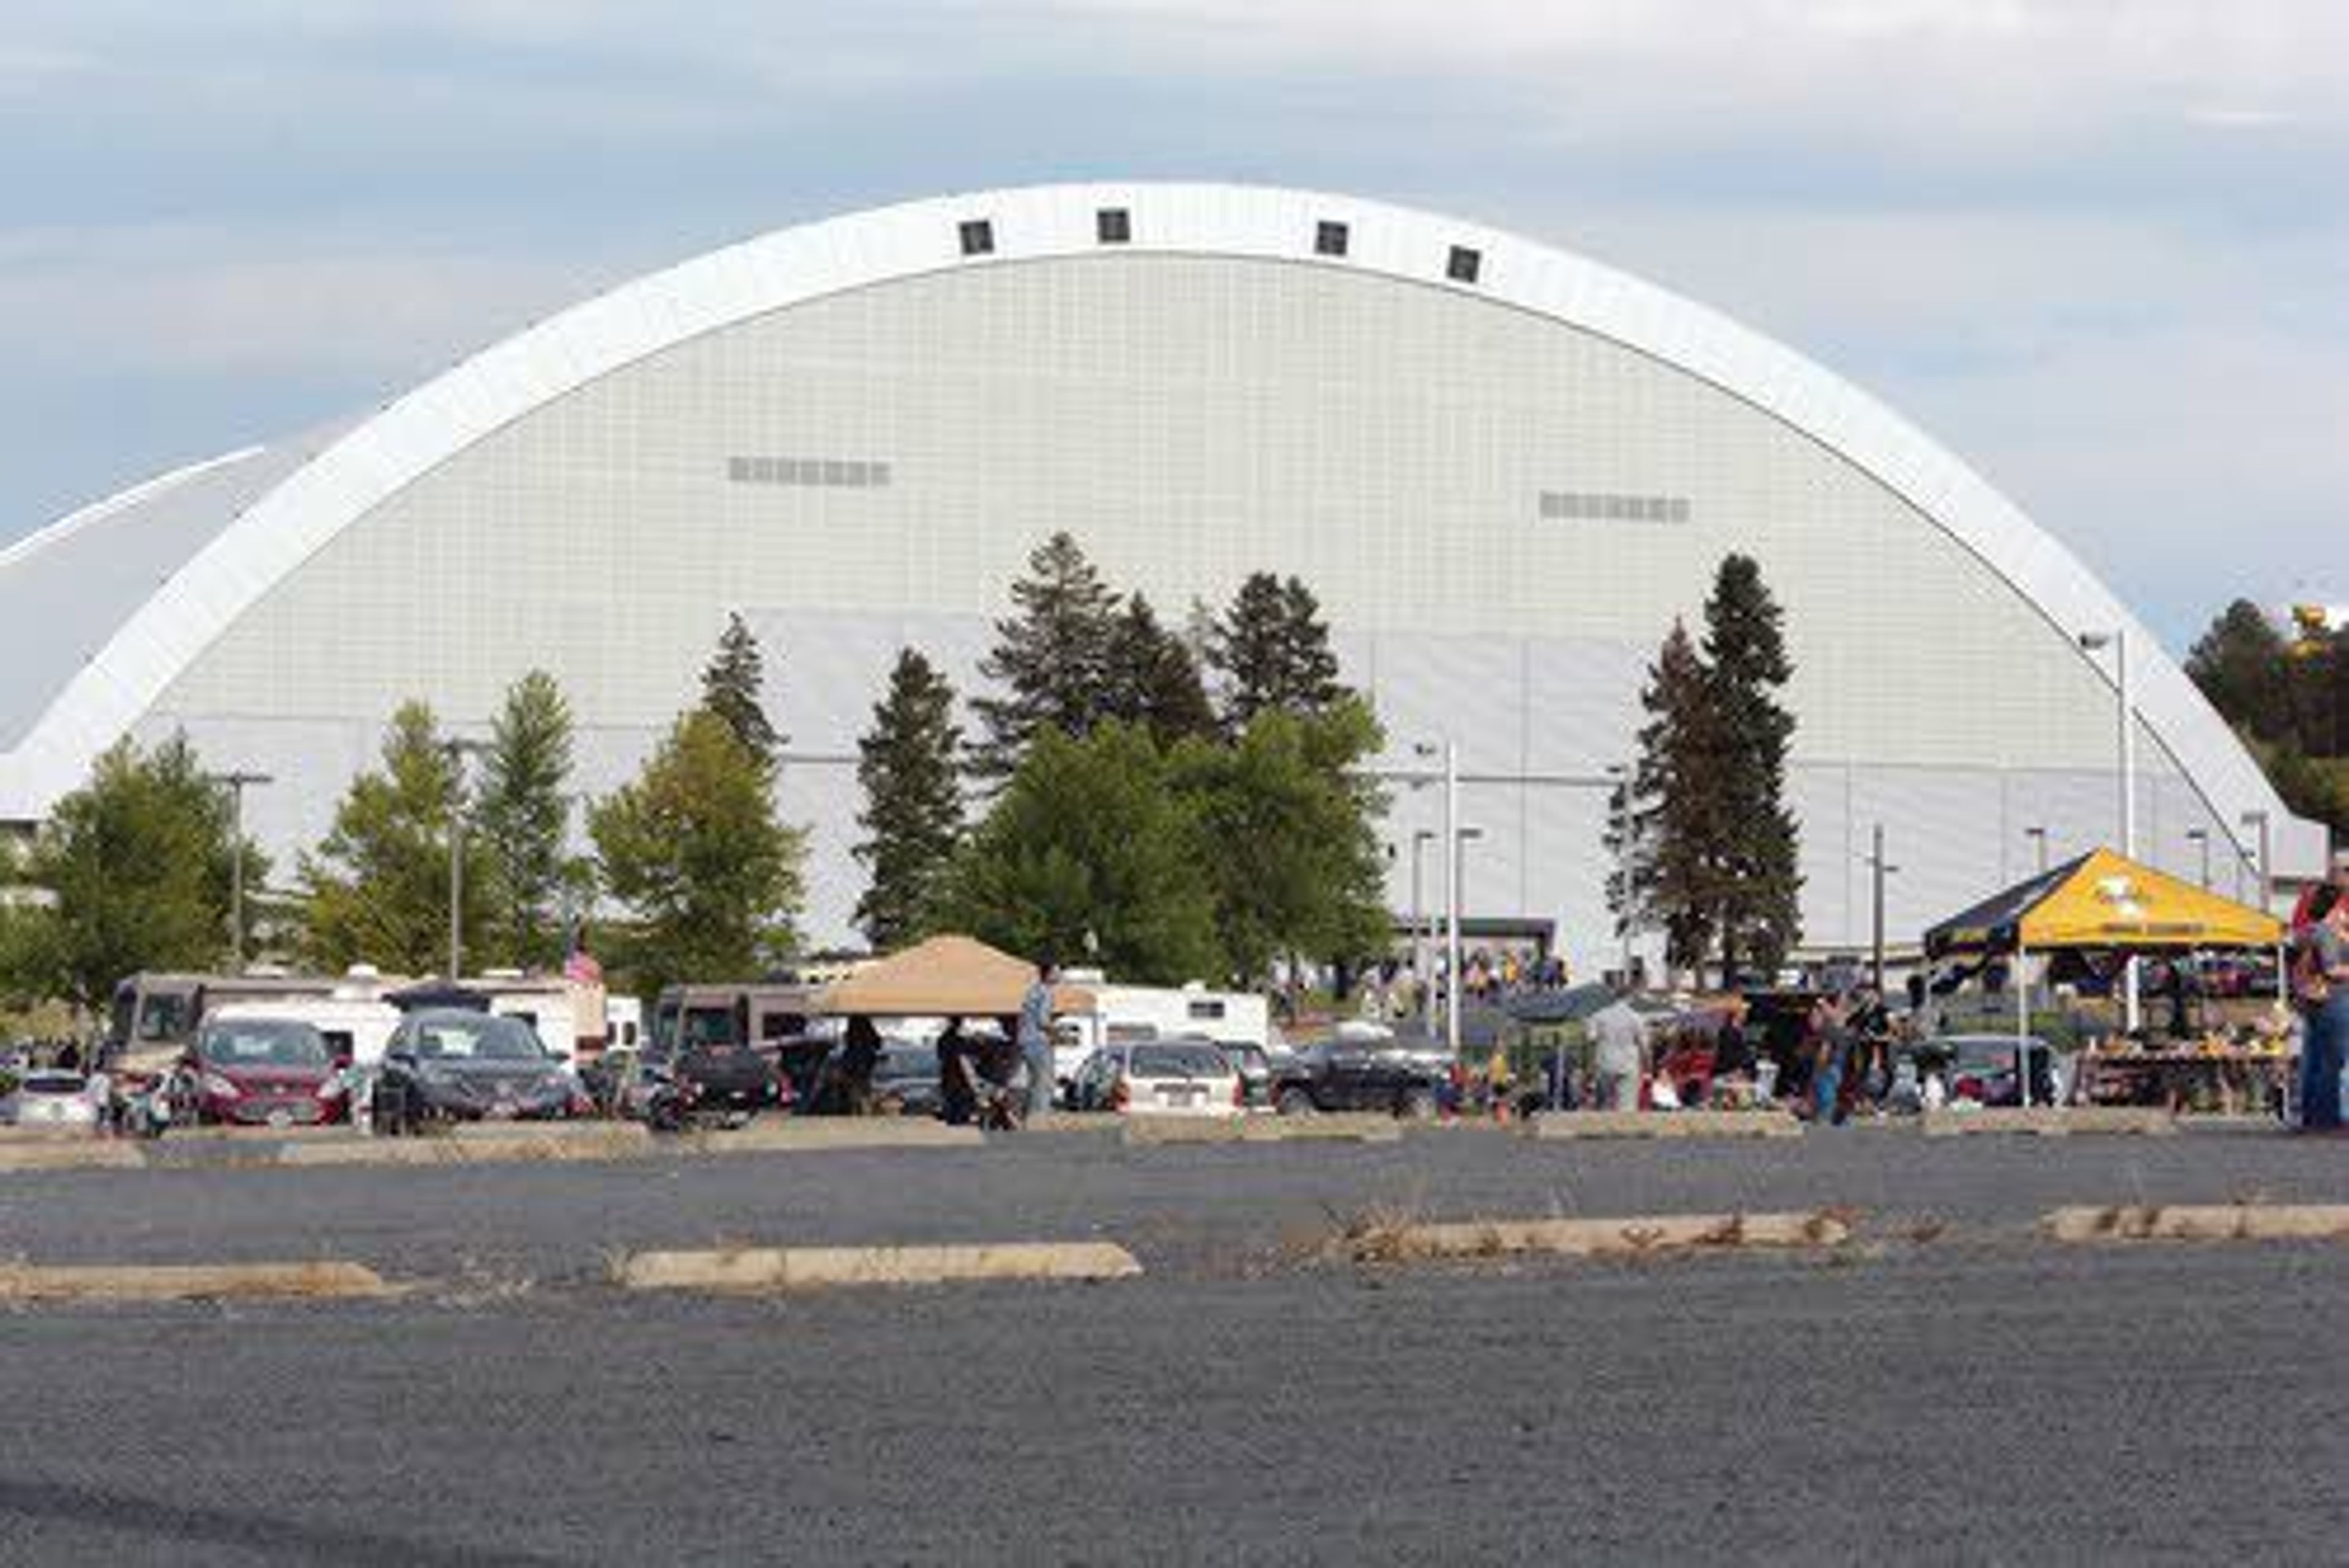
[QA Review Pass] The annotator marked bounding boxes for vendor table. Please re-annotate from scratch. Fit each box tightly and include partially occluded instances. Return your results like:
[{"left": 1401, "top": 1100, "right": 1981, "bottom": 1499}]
[{"left": 2084, "top": 1049, "right": 2292, "bottom": 1115}]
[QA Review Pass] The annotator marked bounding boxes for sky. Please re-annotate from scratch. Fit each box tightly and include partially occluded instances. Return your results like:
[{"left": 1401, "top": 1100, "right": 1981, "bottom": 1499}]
[{"left": 2, "top": 0, "right": 2342, "bottom": 650}]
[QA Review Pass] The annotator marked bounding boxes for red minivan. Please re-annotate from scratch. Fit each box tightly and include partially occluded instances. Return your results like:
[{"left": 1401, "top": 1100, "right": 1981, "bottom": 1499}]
[{"left": 186, "top": 1017, "right": 347, "bottom": 1127}]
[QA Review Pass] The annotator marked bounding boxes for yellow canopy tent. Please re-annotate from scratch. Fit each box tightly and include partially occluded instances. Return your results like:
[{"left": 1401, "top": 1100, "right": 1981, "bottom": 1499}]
[
  {"left": 818, "top": 934, "right": 1095, "bottom": 1019},
  {"left": 1925, "top": 847, "right": 2282, "bottom": 957},
  {"left": 1924, "top": 849, "right": 2284, "bottom": 1063}
]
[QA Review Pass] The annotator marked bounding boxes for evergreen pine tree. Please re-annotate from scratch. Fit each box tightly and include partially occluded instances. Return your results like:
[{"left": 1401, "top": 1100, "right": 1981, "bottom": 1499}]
[
  {"left": 853, "top": 648, "right": 966, "bottom": 951},
  {"left": 1621, "top": 622, "right": 1726, "bottom": 974},
  {"left": 1210, "top": 571, "right": 1346, "bottom": 731},
  {"left": 1105, "top": 594, "right": 1219, "bottom": 747},
  {"left": 1702, "top": 554, "right": 1802, "bottom": 979},
  {"left": 972, "top": 533, "right": 1123, "bottom": 774},
  {"left": 700, "top": 613, "right": 784, "bottom": 773},
  {"left": 475, "top": 670, "right": 584, "bottom": 969},
  {"left": 2185, "top": 600, "right": 2293, "bottom": 746}
]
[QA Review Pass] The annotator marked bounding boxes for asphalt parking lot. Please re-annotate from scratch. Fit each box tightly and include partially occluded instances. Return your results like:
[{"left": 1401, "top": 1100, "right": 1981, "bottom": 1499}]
[{"left": 6, "top": 1126, "right": 2349, "bottom": 1563}]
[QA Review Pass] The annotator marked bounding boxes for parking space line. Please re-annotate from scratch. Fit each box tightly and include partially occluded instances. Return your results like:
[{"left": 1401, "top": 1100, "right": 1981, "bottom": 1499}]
[{"left": 617, "top": 1241, "right": 1143, "bottom": 1291}]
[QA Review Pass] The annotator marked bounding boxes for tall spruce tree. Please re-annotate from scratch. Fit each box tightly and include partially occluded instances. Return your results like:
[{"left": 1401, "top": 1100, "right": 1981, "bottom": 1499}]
[
  {"left": 301, "top": 702, "right": 491, "bottom": 976},
  {"left": 1620, "top": 621, "right": 1725, "bottom": 974},
  {"left": 1210, "top": 571, "right": 1345, "bottom": 731},
  {"left": 2186, "top": 600, "right": 2294, "bottom": 746},
  {"left": 700, "top": 613, "right": 784, "bottom": 773},
  {"left": 475, "top": 670, "right": 584, "bottom": 969},
  {"left": 1701, "top": 554, "right": 1802, "bottom": 979},
  {"left": 853, "top": 648, "right": 966, "bottom": 951},
  {"left": 1105, "top": 594, "right": 1219, "bottom": 747},
  {"left": 972, "top": 532, "right": 1123, "bottom": 774}
]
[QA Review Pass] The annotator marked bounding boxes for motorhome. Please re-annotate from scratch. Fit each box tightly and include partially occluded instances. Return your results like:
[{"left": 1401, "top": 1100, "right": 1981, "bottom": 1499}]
[
  {"left": 1052, "top": 984, "right": 1274, "bottom": 1088},
  {"left": 105, "top": 970, "right": 374, "bottom": 1081}
]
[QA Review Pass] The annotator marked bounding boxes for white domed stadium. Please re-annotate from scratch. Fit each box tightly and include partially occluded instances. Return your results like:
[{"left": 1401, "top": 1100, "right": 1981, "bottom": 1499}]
[{"left": 0, "top": 184, "right": 2321, "bottom": 972}]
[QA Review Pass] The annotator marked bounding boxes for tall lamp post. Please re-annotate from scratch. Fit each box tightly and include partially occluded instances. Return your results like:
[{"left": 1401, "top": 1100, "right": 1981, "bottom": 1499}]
[
  {"left": 1410, "top": 828, "right": 1437, "bottom": 1030},
  {"left": 2186, "top": 827, "right": 2211, "bottom": 890},
  {"left": 443, "top": 739, "right": 491, "bottom": 979},
  {"left": 208, "top": 770, "right": 273, "bottom": 970},
  {"left": 1413, "top": 740, "right": 1461, "bottom": 1056},
  {"left": 2078, "top": 628, "right": 2139, "bottom": 1031},
  {"left": 1866, "top": 823, "right": 1899, "bottom": 995}
]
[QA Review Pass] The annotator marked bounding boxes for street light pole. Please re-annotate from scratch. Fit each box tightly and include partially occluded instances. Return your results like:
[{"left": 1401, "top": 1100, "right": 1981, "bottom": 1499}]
[
  {"left": 208, "top": 770, "right": 273, "bottom": 970},
  {"left": 2186, "top": 827, "right": 2211, "bottom": 890},
  {"left": 2080, "top": 629, "right": 2140, "bottom": 1031},
  {"left": 1410, "top": 828, "right": 1436, "bottom": 1031},
  {"left": 2024, "top": 825, "right": 2049, "bottom": 877},
  {"left": 1866, "top": 823, "right": 1898, "bottom": 995},
  {"left": 1443, "top": 740, "right": 1460, "bottom": 1057}
]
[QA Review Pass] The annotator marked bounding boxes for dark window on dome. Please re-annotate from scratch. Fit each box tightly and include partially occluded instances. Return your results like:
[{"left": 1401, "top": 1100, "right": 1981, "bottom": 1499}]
[
  {"left": 1447, "top": 246, "right": 1482, "bottom": 284},
  {"left": 1315, "top": 220, "right": 1349, "bottom": 258},
  {"left": 959, "top": 219, "right": 994, "bottom": 257},
  {"left": 1096, "top": 207, "right": 1132, "bottom": 245}
]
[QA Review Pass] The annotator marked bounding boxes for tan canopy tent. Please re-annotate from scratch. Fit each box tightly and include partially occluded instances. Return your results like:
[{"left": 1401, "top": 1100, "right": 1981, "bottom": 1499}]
[{"left": 818, "top": 934, "right": 1095, "bottom": 1019}]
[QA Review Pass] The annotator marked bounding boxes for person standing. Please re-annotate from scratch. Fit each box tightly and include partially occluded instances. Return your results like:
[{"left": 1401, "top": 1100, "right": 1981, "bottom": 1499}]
[
  {"left": 1590, "top": 990, "right": 1646, "bottom": 1112},
  {"left": 1808, "top": 991, "right": 1852, "bottom": 1125},
  {"left": 2294, "top": 860, "right": 2349, "bottom": 1132},
  {"left": 1018, "top": 960, "right": 1059, "bottom": 1120}
]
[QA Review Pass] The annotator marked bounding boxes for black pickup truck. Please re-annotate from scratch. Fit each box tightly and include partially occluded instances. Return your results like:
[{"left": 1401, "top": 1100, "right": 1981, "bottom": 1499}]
[{"left": 1271, "top": 1041, "right": 1444, "bottom": 1118}]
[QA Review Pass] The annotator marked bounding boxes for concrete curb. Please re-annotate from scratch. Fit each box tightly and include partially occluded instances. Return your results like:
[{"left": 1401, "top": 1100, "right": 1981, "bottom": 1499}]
[
  {"left": 1123, "top": 1114, "right": 1403, "bottom": 1145},
  {"left": 1923, "top": 1108, "right": 2176, "bottom": 1138},
  {"left": 2041, "top": 1204, "right": 2349, "bottom": 1243},
  {"left": 619, "top": 1241, "right": 1143, "bottom": 1292},
  {"left": 0, "top": 1141, "right": 145, "bottom": 1172},
  {"left": 1367, "top": 1211, "right": 1850, "bottom": 1260},
  {"left": 0, "top": 1260, "right": 389, "bottom": 1302},
  {"left": 1532, "top": 1110, "right": 1803, "bottom": 1140},
  {"left": 279, "top": 1129, "right": 651, "bottom": 1167},
  {"left": 679, "top": 1121, "right": 983, "bottom": 1154}
]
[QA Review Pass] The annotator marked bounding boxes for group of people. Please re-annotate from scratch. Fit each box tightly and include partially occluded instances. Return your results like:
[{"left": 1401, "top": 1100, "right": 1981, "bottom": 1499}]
[{"left": 2291, "top": 854, "right": 2349, "bottom": 1132}]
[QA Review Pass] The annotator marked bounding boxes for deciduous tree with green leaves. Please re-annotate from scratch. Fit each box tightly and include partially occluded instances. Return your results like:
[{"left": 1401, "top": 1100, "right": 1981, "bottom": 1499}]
[
  {"left": 590, "top": 708, "right": 807, "bottom": 995},
  {"left": 933, "top": 722, "right": 1223, "bottom": 984},
  {"left": 1171, "top": 697, "right": 1387, "bottom": 992},
  {"left": 853, "top": 648, "right": 965, "bottom": 951},
  {"left": 300, "top": 702, "right": 489, "bottom": 976},
  {"left": 0, "top": 735, "right": 254, "bottom": 1011}
]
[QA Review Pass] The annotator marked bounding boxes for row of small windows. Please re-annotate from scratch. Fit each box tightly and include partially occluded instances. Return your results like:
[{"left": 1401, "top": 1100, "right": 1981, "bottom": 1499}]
[
  {"left": 1539, "top": 491, "right": 1692, "bottom": 524},
  {"left": 727, "top": 456, "right": 892, "bottom": 489},
  {"left": 953, "top": 209, "right": 1482, "bottom": 284}
]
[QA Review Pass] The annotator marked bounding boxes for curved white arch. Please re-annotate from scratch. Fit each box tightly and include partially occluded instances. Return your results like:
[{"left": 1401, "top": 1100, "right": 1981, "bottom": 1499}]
[{"left": 0, "top": 182, "right": 2309, "bottom": 868}]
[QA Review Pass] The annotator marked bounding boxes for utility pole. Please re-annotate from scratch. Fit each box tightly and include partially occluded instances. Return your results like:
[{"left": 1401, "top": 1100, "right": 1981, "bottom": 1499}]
[
  {"left": 1866, "top": 822, "right": 1898, "bottom": 995},
  {"left": 1443, "top": 739, "right": 1460, "bottom": 1058},
  {"left": 209, "top": 770, "right": 273, "bottom": 970},
  {"left": 1411, "top": 829, "right": 1436, "bottom": 1033},
  {"left": 443, "top": 740, "right": 489, "bottom": 980}
]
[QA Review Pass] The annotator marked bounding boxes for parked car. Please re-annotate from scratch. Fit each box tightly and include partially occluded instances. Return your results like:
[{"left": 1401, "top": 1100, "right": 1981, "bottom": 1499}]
[
  {"left": 1917, "top": 1035, "right": 2058, "bottom": 1108},
  {"left": 870, "top": 1041, "right": 944, "bottom": 1119},
  {"left": 1069, "top": 1039, "right": 1244, "bottom": 1117},
  {"left": 1, "top": 1069, "right": 104, "bottom": 1134},
  {"left": 1271, "top": 1040, "right": 1444, "bottom": 1118},
  {"left": 373, "top": 1009, "right": 584, "bottom": 1132},
  {"left": 183, "top": 1017, "right": 347, "bottom": 1128}
]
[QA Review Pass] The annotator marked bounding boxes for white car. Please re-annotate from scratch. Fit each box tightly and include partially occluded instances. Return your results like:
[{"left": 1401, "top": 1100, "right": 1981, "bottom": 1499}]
[
  {"left": 1, "top": 1069, "right": 105, "bottom": 1134},
  {"left": 1071, "top": 1039, "right": 1244, "bottom": 1118}
]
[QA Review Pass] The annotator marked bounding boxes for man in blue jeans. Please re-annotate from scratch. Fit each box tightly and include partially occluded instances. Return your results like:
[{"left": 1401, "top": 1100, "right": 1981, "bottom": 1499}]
[{"left": 1018, "top": 959, "right": 1059, "bottom": 1120}]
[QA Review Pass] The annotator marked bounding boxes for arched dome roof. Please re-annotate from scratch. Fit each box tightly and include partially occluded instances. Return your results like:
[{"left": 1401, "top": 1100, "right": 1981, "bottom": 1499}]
[{"left": 0, "top": 182, "right": 2311, "bottom": 869}]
